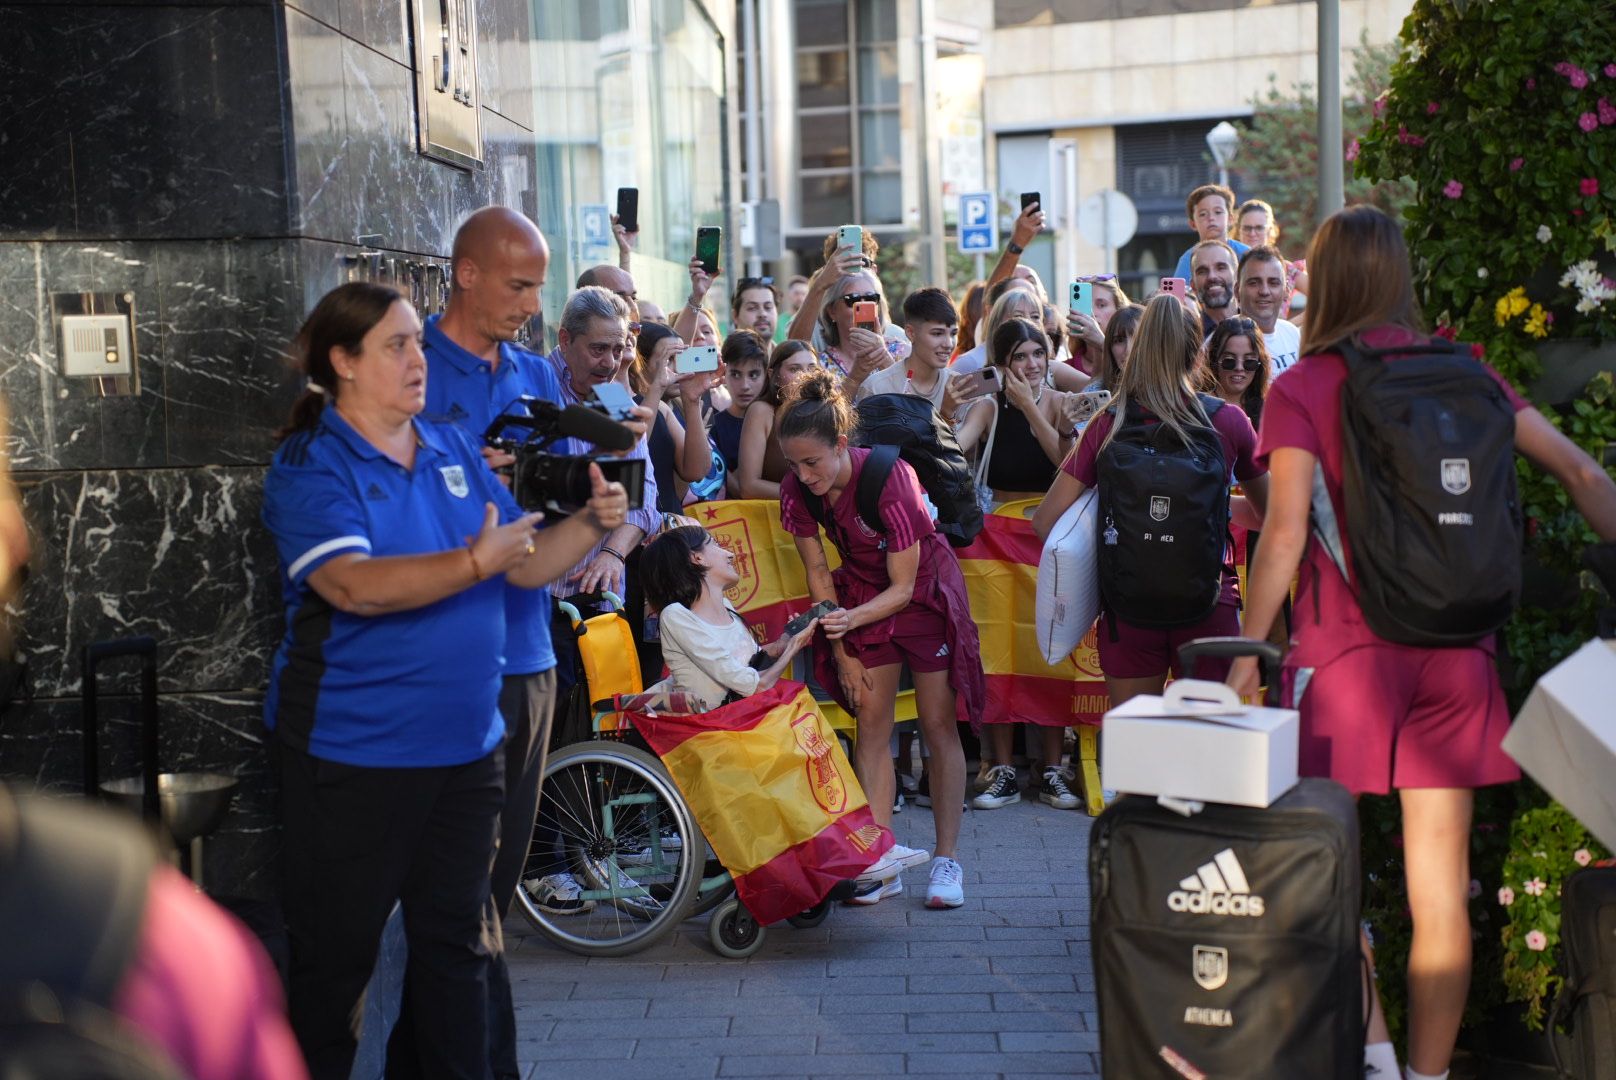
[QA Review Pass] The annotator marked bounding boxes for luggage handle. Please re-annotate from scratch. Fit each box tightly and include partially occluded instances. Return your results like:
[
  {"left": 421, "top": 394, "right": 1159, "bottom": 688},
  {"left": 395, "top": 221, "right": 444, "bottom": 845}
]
[
  {"left": 1175, "top": 637, "right": 1284, "bottom": 707},
  {"left": 1163, "top": 679, "right": 1242, "bottom": 711}
]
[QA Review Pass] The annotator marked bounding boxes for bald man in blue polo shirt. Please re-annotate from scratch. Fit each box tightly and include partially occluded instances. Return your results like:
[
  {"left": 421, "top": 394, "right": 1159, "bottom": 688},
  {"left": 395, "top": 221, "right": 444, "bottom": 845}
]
[{"left": 420, "top": 207, "right": 651, "bottom": 1077}]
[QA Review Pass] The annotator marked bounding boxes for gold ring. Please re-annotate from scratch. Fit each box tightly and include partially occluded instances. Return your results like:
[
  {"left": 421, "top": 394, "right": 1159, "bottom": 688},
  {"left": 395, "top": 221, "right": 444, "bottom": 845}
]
[{"left": 524, "top": 539, "right": 536, "bottom": 556}]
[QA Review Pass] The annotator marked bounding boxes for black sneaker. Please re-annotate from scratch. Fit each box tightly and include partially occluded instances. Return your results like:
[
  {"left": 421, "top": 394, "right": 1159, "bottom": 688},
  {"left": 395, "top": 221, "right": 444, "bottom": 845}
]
[
  {"left": 1037, "top": 766, "right": 1081, "bottom": 810},
  {"left": 970, "top": 765, "right": 1021, "bottom": 810}
]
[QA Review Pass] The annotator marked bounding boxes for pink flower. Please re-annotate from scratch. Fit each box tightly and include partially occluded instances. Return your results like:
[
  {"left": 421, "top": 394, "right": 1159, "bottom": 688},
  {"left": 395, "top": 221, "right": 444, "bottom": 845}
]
[
  {"left": 1525, "top": 878, "right": 1547, "bottom": 896},
  {"left": 1600, "top": 98, "right": 1616, "bottom": 125},
  {"left": 1443, "top": 179, "right": 1465, "bottom": 199},
  {"left": 1527, "top": 77, "right": 1537, "bottom": 90},
  {"left": 1575, "top": 848, "right": 1593, "bottom": 866},
  {"left": 1373, "top": 94, "right": 1389, "bottom": 117},
  {"left": 1606, "top": 64, "right": 1616, "bottom": 79},
  {"left": 1469, "top": 879, "right": 1483, "bottom": 899},
  {"left": 1556, "top": 62, "right": 1592, "bottom": 88},
  {"left": 1510, "top": 157, "right": 1525, "bottom": 172},
  {"left": 1397, "top": 125, "right": 1426, "bottom": 147},
  {"left": 1583, "top": 177, "right": 1602, "bottom": 197},
  {"left": 1526, "top": 929, "right": 1549, "bottom": 951},
  {"left": 1346, "top": 138, "right": 1361, "bottom": 162},
  {"left": 1427, "top": 101, "right": 1441, "bottom": 115},
  {"left": 1580, "top": 112, "right": 1600, "bottom": 132},
  {"left": 1498, "top": 886, "right": 1516, "bottom": 906}
]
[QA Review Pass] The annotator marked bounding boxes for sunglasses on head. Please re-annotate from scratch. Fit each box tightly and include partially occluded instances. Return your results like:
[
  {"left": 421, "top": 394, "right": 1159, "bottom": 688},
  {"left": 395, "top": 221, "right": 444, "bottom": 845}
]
[
  {"left": 1217, "top": 356, "right": 1262, "bottom": 372},
  {"left": 1074, "top": 274, "right": 1117, "bottom": 283},
  {"left": 840, "top": 292, "right": 881, "bottom": 307},
  {"left": 738, "top": 276, "right": 775, "bottom": 289},
  {"left": 1218, "top": 317, "right": 1258, "bottom": 333}
]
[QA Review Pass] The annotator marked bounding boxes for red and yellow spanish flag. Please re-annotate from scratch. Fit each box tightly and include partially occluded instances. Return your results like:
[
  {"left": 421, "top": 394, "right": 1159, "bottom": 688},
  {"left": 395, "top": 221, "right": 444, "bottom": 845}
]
[
  {"left": 630, "top": 680, "right": 893, "bottom": 925},
  {"left": 957, "top": 510, "right": 1110, "bottom": 727}
]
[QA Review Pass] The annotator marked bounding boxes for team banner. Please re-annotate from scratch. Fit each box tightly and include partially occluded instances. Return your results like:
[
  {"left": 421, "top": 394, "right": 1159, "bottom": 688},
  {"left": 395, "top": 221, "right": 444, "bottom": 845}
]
[
  {"left": 630, "top": 681, "right": 893, "bottom": 925},
  {"left": 957, "top": 512, "right": 1109, "bottom": 727}
]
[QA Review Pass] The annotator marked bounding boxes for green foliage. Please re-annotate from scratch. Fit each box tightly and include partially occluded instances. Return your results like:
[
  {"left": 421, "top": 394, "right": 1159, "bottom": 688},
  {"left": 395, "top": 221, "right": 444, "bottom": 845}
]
[
  {"left": 1498, "top": 804, "right": 1612, "bottom": 1028},
  {"left": 1236, "top": 35, "right": 1415, "bottom": 253},
  {"left": 1351, "top": 0, "right": 1616, "bottom": 1041}
]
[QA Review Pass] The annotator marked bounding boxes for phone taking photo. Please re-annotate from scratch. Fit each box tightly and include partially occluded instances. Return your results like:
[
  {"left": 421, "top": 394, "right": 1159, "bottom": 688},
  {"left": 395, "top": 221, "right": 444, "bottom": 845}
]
[
  {"left": 695, "top": 226, "right": 721, "bottom": 276},
  {"left": 785, "top": 599, "right": 837, "bottom": 637},
  {"left": 1070, "top": 281, "right": 1093, "bottom": 317},
  {"left": 954, "top": 366, "right": 1000, "bottom": 401},
  {"left": 1021, "top": 192, "right": 1041, "bottom": 214},
  {"left": 852, "top": 299, "right": 879, "bottom": 333},
  {"left": 836, "top": 224, "right": 863, "bottom": 258},
  {"left": 1159, "top": 277, "right": 1188, "bottom": 299},
  {"left": 591, "top": 380, "right": 636, "bottom": 421},
  {"left": 674, "top": 343, "right": 720, "bottom": 375},
  {"left": 615, "top": 187, "right": 639, "bottom": 234},
  {"left": 1069, "top": 389, "right": 1112, "bottom": 425}
]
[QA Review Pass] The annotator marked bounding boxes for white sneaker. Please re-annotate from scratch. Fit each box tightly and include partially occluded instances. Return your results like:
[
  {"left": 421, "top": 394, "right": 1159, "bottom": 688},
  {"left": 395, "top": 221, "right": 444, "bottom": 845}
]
[
  {"left": 854, "top": 851, "right": 901, "bottom": 884},
  {"left": 971, "top": 765, "right": 1020, "bottom": 809},
  {"left": 525, "top": 872, "right": 596, "bottom": 915},
  {"left": 887, "top": 843, "right": 931, "bottom": 871},
  {"left": 845, "top": 876, "right": 903, "bottom": 906},
  {"left": 925, "top": 857, "right": 965, "bottom": 909}
]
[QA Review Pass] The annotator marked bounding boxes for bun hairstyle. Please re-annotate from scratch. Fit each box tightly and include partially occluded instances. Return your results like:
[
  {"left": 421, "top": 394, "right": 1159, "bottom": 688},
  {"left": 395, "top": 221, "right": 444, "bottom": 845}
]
[
  {"left": 277, "top": 282, "right": 403, "bottom": 443},
  {"left": 777, "top": 367, "right": 855, "bottom": 448}
]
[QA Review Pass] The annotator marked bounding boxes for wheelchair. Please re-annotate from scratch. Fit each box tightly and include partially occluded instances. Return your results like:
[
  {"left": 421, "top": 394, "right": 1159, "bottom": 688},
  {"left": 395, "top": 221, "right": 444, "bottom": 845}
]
[{"left": 513, "top": 595, "right": 847, "bottom": 959}]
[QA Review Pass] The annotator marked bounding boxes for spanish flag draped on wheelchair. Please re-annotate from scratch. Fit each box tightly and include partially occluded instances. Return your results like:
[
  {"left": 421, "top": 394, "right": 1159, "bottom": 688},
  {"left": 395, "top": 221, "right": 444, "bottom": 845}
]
[{"left": 513, "top": 590, "right": 893, "bottom": 959}]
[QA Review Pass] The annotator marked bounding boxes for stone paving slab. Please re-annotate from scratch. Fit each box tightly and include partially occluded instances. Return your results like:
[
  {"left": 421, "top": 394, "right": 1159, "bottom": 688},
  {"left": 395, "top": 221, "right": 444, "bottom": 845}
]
[{"left": 507, "top": 795, "right": 1099, "bottom": 1079}]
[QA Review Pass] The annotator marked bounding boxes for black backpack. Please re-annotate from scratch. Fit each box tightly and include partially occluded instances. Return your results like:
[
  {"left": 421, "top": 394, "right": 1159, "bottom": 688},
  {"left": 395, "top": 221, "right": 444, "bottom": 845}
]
[
  {"left": 802, "top": 392, "right": 984, "bottom": 548},
  {"left": 1550, "top": 866, "right": 1616, "bottom": 1079},
  {"left": 1096, "top": 395, "right": 1230, "bottom": 629},
  {"left": 0, "top": 789, "right": 184, "bottom": 1079},
  {"left": 1321, "top": 339, "right": 1522, "bottom": 646}
]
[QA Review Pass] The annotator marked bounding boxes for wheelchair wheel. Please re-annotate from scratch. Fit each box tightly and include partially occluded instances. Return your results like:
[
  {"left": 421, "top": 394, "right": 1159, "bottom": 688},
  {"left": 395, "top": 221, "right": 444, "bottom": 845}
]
[
  {"left": 516, "top": 740, "right": 701, "bottom": 957},
  {"left": 785, "top": 899, "right": 833, "bottom": 929},
  {"left": 708, "top": 897, "right": 766, "bottom": 959}
]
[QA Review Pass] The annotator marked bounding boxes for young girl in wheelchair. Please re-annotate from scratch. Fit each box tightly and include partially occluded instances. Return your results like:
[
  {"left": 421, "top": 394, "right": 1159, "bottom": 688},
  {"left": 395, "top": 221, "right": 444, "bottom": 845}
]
[{"left": 640, "top": 524, "right": 819, "bottom": 710}]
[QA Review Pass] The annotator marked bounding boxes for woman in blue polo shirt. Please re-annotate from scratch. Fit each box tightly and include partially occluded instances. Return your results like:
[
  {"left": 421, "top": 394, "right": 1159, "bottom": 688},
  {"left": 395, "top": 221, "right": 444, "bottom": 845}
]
[{"left": 262, "top": 282, "right": 627, "bottom": 1079}]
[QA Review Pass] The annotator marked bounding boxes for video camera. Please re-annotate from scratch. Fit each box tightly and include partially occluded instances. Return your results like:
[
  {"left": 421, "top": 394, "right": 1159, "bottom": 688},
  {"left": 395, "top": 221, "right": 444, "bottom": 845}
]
[{"left": 483, "top": 396, "right": 645, "bottom": 515}]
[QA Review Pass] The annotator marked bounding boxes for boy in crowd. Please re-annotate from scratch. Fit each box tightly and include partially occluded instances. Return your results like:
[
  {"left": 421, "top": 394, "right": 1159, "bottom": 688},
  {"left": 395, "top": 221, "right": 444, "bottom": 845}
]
[
  {"left": 713, "top": 329, "right": 771, "bottom": 495},
  {"left": 1172, "top": 184, "right": 1249, "bottom": 283},
  {"left": 856, "top": 287, "right": 964, "bottom": 415}
]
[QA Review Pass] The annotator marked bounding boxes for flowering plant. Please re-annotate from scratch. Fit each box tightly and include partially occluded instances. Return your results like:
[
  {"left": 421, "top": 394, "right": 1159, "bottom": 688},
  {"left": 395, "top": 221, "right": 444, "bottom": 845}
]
[{"left": 1498, "top": 803, "right": 1612, "bottom": 1028}]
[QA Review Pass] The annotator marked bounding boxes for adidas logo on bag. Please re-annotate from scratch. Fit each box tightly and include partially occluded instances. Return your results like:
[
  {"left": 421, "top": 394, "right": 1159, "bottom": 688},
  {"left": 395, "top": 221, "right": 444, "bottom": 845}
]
[{"left": 1167, "top": 848, "right": 1266, "bottom": 917}]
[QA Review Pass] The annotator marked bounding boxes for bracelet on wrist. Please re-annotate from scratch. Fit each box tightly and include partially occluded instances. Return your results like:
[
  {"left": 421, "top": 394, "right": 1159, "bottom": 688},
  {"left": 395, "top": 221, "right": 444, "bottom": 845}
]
[
  {"left": 1006, "top": 241, "right": 1025, "bottom": 255},
  {"left": 466, "top": 545, "right": 487, "bottom": 582},
  {"left": 601, "top": 546, "right": 626, "bottom": 562}
]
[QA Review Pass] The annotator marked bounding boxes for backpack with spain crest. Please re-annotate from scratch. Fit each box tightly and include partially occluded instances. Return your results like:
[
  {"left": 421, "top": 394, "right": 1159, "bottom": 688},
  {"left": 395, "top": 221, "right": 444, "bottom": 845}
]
[{"left": 1325, "top": 337, "right": 1522, "bottom": 646}]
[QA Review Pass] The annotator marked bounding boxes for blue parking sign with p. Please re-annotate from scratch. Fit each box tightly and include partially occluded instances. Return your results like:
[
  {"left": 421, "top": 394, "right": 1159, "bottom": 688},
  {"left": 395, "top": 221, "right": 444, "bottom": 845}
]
[
  {"left": 579, "top": 204, "right": 611, "bottom": 250},
  {"left": 958, "top": 192, "right": 996, "bottom": 254}
]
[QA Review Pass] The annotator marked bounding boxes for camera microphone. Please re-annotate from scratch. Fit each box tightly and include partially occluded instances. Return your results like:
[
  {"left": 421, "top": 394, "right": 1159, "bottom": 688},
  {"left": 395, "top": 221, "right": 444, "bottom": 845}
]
[{"left": 558, "top": 403, "right": 635, "bottom": 451}]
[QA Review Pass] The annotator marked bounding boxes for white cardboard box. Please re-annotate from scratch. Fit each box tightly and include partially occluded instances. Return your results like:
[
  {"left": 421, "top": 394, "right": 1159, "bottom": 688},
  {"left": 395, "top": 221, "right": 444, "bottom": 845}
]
[
  {"left": 1502, "top": 638, "right": 1616, "bottom": 853},
  {"left": 1102, "top": 680, "right": 1300, "bottom": 808}
]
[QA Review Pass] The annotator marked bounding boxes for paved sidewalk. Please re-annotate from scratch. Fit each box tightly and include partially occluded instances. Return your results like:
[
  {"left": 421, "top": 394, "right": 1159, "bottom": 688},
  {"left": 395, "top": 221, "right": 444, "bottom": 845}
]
[{"left": 505, "top": 793, "right": 1100, "bottom": 1079}]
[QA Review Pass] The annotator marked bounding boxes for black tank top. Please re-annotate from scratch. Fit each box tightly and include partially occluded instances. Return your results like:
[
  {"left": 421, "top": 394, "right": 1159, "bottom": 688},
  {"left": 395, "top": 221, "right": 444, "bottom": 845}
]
[
  {"left": 985, "top": 393, "right": 1057, "bottom": 493},
  {"left": 641, "top": 399, "right": 681, "bottom": 515}
]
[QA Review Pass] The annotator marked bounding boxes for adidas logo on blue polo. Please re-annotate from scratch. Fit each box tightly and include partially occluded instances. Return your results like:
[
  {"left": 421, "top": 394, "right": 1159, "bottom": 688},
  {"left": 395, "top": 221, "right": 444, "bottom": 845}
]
[
  {"left": 1167, "top": 848, "right": 1265, "bottom": 917},
  {"left": 366, "top": 483, "right": 388, "bottom": 501}
]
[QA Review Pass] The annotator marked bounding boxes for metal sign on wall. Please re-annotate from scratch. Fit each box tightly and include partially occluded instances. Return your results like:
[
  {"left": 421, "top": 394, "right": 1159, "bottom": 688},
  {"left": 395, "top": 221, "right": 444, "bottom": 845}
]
[{"left": 411, "top": 0, "right": 483, "bottom": 169}]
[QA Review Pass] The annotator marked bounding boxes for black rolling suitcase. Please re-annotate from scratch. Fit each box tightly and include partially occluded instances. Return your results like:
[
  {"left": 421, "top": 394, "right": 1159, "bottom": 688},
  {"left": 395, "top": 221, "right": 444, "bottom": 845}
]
[
  {"left": 1090, "top": 639, "right": 1364, "bottom": 1079},
  {"left": 1550, "top": 866, "right": 1616, "bottom": 1079}
]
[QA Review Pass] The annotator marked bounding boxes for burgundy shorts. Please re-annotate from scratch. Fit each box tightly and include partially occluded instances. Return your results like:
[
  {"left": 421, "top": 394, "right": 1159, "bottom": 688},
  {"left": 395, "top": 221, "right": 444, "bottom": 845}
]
[
  {"left": 1096, "top": 603, "right": 1242, "bottom": 681},
  {"left": 1284, "top": 644, "right": 1519, "bottom": 796},
  {"left": 852, "top": 605, "right": 952, "bottom": 673}
]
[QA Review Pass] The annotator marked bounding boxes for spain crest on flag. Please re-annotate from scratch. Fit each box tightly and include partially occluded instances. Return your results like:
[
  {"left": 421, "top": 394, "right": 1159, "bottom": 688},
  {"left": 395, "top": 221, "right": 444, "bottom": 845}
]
[{"left": 630, "top": 681, "right": 893, "bottom": 926}]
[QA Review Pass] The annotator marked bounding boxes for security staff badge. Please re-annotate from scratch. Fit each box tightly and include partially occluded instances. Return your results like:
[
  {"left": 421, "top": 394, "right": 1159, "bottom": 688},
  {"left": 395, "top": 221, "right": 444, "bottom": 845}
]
[{"left": 440, "top": 465, "right": 470, "bottom": 498}]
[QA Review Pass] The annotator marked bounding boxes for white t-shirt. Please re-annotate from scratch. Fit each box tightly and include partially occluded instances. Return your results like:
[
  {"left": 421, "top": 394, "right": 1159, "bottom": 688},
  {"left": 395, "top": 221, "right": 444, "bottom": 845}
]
[
  {"left": 856, "top": 361, "right": 951, "bottom": 410},
  {"left": 1264, "top": 319, "right": 1302, "bottom": 378},
  {"left": 656, "top": 603, "right": 761, "bottom": 710}
]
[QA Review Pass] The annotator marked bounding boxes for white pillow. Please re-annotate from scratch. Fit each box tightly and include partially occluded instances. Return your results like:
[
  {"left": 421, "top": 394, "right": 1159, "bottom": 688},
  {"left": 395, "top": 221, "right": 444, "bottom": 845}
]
[{"left": 1037, "top": 489, "right": 1101, "bottom": 665}]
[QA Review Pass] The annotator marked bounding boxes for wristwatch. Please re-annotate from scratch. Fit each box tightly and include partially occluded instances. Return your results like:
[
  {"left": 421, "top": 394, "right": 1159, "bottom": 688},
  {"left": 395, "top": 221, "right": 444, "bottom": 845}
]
[{"left": 1006, "top": 241, "right": 1024, "bottom": 255}]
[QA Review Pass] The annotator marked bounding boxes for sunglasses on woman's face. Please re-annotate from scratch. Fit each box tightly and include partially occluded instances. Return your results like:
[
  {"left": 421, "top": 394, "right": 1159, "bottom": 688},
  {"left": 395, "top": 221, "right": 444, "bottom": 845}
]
[
  {"left": 840, "top": 292, "right": 881, "bottom": 307},
  {"left": 1217, "top": 356, "right": 1262, "bottom": 372}
]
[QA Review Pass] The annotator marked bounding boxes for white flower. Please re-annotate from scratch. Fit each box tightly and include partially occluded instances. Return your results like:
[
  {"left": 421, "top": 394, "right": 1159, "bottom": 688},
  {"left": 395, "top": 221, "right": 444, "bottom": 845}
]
[
  {"left": 1577, "top": 295, "right": 1601, "bottom": 314},
  {"left": 1477, "top": 267, "right": 1490, "bottom": 279},
  {"left": 1537, "top": 225, "right": 1553, "bottom": 243},
  {"left": 1562, "top": 260, "right": 1602, "bottom": 293}
]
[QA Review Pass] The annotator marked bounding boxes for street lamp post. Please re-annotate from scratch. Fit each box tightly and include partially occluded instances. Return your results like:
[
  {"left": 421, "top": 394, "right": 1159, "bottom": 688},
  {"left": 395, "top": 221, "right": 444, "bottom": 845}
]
[{"left": 1205, "top": 121, "right": 1241, "bottom": 190}]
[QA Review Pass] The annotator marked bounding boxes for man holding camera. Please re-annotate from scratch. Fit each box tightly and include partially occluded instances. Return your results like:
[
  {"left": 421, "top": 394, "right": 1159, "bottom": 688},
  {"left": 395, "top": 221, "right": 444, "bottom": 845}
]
[{"left": 422, "top": 207, "right": 646, "bottom": 1079}]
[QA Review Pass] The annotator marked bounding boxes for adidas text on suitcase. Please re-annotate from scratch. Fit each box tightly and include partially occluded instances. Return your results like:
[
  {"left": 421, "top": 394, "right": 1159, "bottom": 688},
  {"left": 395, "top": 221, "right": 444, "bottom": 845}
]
[{"left": 1090, "top": 778, "right": 1363, "bottom": 1079}]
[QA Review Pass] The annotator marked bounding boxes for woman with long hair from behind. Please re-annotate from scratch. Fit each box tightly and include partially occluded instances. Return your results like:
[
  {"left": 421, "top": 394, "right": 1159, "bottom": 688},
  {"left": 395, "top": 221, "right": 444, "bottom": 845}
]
[{"left": 1226, "top": 205, "right": 1616, "bottom": 1080}]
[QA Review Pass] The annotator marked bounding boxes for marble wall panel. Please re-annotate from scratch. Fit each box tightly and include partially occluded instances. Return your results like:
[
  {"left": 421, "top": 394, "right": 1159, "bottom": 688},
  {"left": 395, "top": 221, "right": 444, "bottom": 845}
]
[
  {"left": 12, "top": 467, "right": 280, "bottom": 699},
  {"left": 0, "top": 692, "right": 279, "bottom": 899},
  {"left": 286, "top": 8, "right": 356, "bottom": 246},
  {"left": 0, "top": 6, "right": 289, "bottom": 242},
  {"left": 0, "top": 242, "right": 169, "bottom": 472},
  {"left": 159, "top": 241, "right": 305, "bottom": 467},
  {"left": 340, "top": 0, "right": 409, "bottom": 66},
  {"left": 478, "top": 0, "right": 536, "bottom": 132}
]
